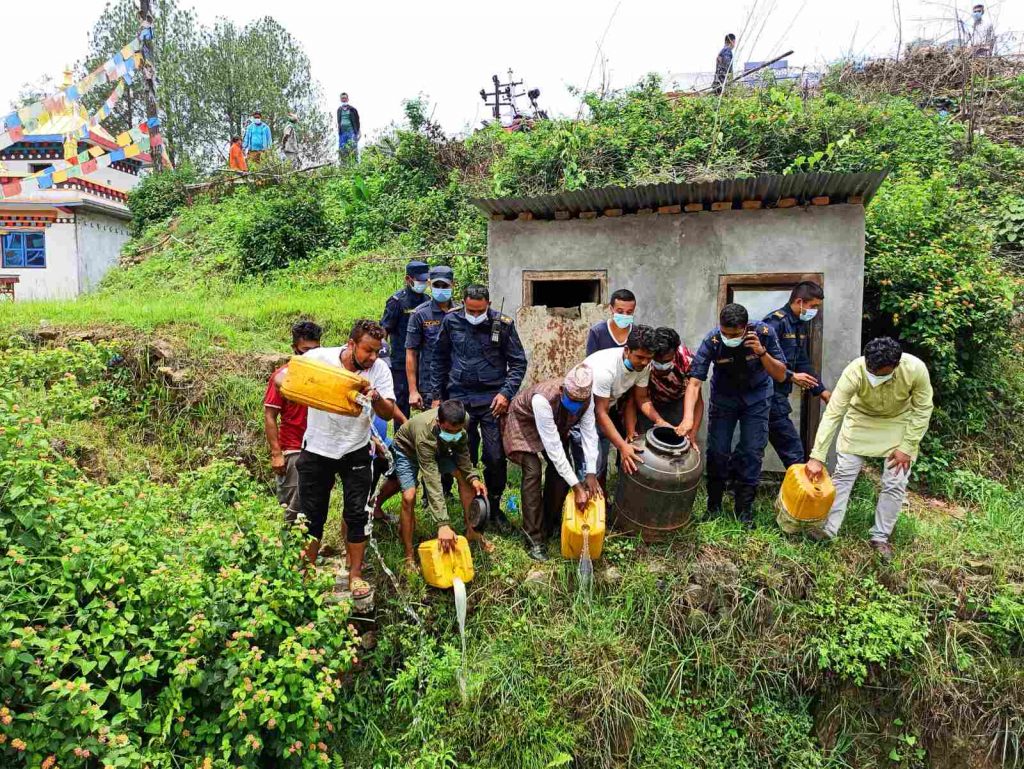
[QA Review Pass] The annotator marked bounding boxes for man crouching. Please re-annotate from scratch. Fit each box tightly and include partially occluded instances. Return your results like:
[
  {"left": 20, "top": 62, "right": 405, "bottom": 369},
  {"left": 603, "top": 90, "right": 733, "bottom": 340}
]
[{"left": 390, "top": 399, "right": 492, "bottom": 571}]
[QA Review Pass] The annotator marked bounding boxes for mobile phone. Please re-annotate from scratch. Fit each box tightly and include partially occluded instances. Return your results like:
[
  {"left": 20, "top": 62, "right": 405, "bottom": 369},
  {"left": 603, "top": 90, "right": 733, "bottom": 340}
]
[{"left": 745, "top": 322, "right": 756, "bottom": 334}]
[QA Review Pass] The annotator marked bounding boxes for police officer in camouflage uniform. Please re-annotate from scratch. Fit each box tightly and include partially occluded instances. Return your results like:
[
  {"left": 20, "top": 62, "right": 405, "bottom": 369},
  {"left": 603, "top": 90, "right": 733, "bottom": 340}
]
[
  {"left": 679, "top": 303, "right": 788, "bottom": 527},
  {"left": 381, "top": 260, "right": 431, "bottom": 417},
  {"left": 762, "top": 282, "right": 831, "bottom": 468},
  {"left": 430, "top": 283, "right": 528, "bottom": 534}
]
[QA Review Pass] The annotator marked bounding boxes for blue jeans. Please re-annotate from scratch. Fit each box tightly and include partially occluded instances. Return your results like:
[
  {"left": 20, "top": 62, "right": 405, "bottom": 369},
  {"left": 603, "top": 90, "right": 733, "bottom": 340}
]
[
  {"left": 338, "top": 130, "right": 357, "bottom": 158},
  {"left": 392, "top": 447, "right": 456, "bottom": 492}
]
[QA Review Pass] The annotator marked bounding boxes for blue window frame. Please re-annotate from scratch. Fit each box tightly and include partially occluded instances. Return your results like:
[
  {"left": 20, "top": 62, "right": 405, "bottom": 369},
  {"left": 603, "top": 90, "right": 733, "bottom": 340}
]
[{"left": 2, "top": 231, "right": 46, "bottom": 268}]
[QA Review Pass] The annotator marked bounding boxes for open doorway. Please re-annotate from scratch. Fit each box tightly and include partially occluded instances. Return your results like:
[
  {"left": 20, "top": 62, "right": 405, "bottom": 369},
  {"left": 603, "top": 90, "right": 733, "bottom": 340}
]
[
  {"left": 718, "top": 272, "right": 825, "bottom": 472},
  {"left": 522, "top": 269, "right": 607, "bottom": 316}
]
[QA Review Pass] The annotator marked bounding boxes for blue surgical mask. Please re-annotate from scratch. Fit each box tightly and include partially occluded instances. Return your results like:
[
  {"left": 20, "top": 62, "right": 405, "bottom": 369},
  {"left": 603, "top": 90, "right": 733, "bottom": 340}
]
[
  {"left": 465, "top": 311, "right": 488, "bottom": 326},
  {"left": 612, "top": 313, "right": 634, "bottom": 330},
  {"left": 973, "top": 11, "right": 983, "bottom": 22},
  {"left": 652, "top": 359, "right": 674, "bottom": 371},
  {"left": 432, "top": 287, "right": 453, "bottom": 303},
  {"left": 800, "top": 308, "right": 818, "bottom": 322},
  {"left": 439, "top": 429, "right": 463, "bottom": 443},
  {"left": 560, "top": 393, "right": 585, "bottom": 414},
  {"left": 411, "top": 280, "right": 428, "bottom": 294},
  {"left": 721, "top": 334, "right": 744, "bottom": 348},
  {"left": 623, "top": 356, "right": 636, "bottom": 372}
]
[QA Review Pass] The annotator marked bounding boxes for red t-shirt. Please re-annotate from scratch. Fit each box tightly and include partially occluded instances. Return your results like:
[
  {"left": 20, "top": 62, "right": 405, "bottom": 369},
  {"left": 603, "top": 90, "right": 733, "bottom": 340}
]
[{"left": 264, "top": 367, "right": 307, "bottom": 452}]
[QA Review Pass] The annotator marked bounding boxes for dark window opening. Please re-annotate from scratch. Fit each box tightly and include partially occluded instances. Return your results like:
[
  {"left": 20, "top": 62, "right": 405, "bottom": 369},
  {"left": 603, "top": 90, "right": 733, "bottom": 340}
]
[
  {"left": 529, "top": 279, "right": 601, "bottom": 309},
  {"left": 29, "top": 163, "right": 53, "bottom": 175}
]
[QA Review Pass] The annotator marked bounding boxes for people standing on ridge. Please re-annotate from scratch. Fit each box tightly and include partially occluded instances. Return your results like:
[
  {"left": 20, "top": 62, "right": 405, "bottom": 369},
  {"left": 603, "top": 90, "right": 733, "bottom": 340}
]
[
  {"left": 713, "top": 33, "right": 737, "bottom": 94},
  {"left": 243, "top": 111, "right": 272, "bottom": 165},
  {"left": 804, "top": 337, "right": 934, "bottom": 562},
  {"left": 277, "top": 319, "right": 401, "bottom": 601},
  {"left": 430, "top": 284, "right": 528, "bottom": 535},
  {"left": 622, "top": 326, "right": 702, "bottom": 445},
  {"left": 337, "top": 92, "right": 361, "bottom": 161},
  {"left": 391, "top": 401, "right": 492, "bottom": 571},
  {"left": 762, "top": 282, "right": 831, "bottom": 468},
  {"left": 381, "top": 260, "right": 431, "bottom": 418},
  {"left": 282, "top": 112, "right": 300, "bottom": 169},
  {"left": 680, "top": 304, "right": 787, "bottom": 527},
  {"left": 264, "top": 321, "right": 322, "bottom": 524},
  {"left": 583, "top": 325, "right": 674, "bottom": 491},
  {"left": 504, "top": 363, "right": 602, "bottom": 562},
  {"left": 228, "top": 135, "right": 247, "bottom": 172}
]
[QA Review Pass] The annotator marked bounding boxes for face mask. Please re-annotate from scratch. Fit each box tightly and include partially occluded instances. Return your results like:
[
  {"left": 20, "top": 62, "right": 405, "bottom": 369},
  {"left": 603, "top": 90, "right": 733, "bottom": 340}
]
[
  {"left": 439, "top": 429, "right": 463, "bottom": 443},
  {"left": 866, "top": 371, "right": 893, "bottom": 387},
  {"left": 652, "top": 359, "right": 674, "bottom": 372},
  {"left": 432, "top": 287, "right": 453, "bottom": 303},
  {"left": 800, "top": 308, "right": 819, "bottom": 322},
  {"left": 972, "top": 11, "right": 983, "bottom": 21},
  {"left": 411, "top": 281, "right": 427, "bottom": 294},
  {"left": 721, "top": 335, "right": 744, "bottom": 348},
  {"left": 612, "top": 313, "right": 634, "bottom": 330},
  {"left": 253, "top": 119, "right": 262, "bottom": 124},
  {"left": 560, "top": 393, "right": 585, "bottom": 414},
  {"left": 348, "top": 345, "right": 371, "bottom": 371},
  {"left": 465, "top": 311, "right": 488, "bottom": 326}
]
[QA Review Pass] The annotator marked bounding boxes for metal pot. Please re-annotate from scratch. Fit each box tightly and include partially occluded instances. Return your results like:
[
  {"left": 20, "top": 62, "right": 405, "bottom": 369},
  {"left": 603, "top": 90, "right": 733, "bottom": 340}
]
[{"left": 612, "top": 426, "right": 703, "bottom": 541}]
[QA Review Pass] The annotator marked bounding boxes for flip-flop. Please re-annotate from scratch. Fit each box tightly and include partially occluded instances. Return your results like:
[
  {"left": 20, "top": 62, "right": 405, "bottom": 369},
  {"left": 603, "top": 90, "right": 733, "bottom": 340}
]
[
  {"left": 470, "top": 537, "right": 495, "bottom": 554},
  {"left": 403, "top": 559, "right": 422, "bottom": 576},
  {"left": 351, "top": 578, "right": 373, "bottom": 600}
]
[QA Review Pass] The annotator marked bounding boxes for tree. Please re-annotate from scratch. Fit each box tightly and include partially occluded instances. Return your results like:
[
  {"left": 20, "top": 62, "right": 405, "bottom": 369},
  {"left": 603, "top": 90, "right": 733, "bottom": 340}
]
[{"left": 78, "top": 1, "right": 330, "bottom": 169}]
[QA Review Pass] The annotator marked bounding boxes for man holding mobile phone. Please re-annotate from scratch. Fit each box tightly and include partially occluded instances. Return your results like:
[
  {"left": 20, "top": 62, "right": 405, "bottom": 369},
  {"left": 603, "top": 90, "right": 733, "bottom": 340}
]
[{"left": 679, "top": 303, "right": 788, "bottom": 526}]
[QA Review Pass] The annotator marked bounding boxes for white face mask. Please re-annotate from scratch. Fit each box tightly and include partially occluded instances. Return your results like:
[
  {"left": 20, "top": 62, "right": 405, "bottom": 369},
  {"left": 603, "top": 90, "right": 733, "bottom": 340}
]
[
  {"left": 465, "top": 311, "right": 488, "bottom": 326},
  {"left": 721, "top": 335, "right": 744, "bottom": 348},
  {"left": 866, "top": 371, "right": 893, "bottom": 387}
]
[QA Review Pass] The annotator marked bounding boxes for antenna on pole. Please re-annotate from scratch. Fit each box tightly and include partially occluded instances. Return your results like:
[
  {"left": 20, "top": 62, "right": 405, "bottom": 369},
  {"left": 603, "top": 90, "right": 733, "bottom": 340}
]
[{"left": 138, "top": 0, "right": 166, "bottom": 170}]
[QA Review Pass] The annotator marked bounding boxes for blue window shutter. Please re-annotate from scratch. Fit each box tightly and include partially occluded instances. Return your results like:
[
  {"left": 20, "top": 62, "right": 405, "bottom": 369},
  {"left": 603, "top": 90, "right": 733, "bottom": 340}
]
[{"left": 2, "top": 232, "right": 46, "bottom": 268}]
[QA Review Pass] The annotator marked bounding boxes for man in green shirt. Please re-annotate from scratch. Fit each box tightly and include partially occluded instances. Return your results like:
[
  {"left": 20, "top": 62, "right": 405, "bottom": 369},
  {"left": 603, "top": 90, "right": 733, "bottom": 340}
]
[
  {"left": 391, "top": 400, "right": 490, "bottom": 570},
  {"left": 805, "top": 337, "right": 934, "bottom": 561}
]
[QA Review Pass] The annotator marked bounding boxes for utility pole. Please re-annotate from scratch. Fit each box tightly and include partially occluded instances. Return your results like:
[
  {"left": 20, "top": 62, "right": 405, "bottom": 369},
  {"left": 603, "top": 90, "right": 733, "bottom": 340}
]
[{"left": 139, "top": 0, "right": 165, "bottom": 171}]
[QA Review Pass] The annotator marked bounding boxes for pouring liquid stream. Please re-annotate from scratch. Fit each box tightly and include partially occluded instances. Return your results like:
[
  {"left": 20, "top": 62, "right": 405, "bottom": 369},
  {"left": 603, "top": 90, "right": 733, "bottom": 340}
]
[
  {"left": 578, "top": 526, "right": 593, "bottom": 598},
  {"left": 453, "top": 576, "right": 468, "bottom": 701}
]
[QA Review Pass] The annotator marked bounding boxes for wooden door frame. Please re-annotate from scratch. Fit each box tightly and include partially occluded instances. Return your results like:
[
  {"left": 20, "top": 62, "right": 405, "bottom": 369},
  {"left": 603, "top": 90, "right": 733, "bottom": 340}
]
[
  {"left": 717, "top": 272, "right": 825, "bottom": 453},
  {"left": 522, "top": 269, "right": 608, "bottom": 308}
]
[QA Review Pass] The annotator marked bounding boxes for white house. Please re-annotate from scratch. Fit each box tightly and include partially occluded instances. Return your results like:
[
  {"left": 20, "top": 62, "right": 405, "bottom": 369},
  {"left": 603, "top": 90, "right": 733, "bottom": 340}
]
[{"left": 0, "top": 70, "right": 150, "bottom": 301}]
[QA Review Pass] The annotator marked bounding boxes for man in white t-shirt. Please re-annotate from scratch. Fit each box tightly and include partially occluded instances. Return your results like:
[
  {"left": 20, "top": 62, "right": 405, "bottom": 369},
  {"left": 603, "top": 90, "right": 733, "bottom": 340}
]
[
  {"left": 276, "top": 319, "right": 403, "bottom": 599},
  {"left": 583, "top": 324, "right": 673, "bottom": 489}
]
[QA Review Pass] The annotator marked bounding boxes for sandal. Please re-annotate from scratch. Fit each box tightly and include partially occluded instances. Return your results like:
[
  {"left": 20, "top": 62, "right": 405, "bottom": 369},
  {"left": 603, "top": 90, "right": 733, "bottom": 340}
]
[
  {"left": 351, "top": 578, "right": 373, "bottom": 600},
  {"left": 403, "top": 558, "right": 421, "bottom": 576},
  {"left": 468, "top": 534, "right": 495, "bottom": 554}
]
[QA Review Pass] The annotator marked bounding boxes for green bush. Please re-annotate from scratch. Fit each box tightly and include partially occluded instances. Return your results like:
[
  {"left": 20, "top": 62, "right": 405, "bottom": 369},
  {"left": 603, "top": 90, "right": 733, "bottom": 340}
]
[
  {"left": 808, "top": 576, "right": 928, "bottom": 685},
  {"left": 237, "top": 191, "right": 333, "bottom": 275},
  {"left": 127, "top": 165, "right": 199, "bottom": 237},
  {"left": 0, "top": 390, "right": 358, "bottom": 768}
]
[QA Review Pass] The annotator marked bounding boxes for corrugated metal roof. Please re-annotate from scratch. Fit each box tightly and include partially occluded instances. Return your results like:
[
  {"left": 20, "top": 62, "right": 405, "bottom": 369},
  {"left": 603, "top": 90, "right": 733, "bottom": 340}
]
[{"left": 471, "top": 170, "right": 889, "bottom": 219}]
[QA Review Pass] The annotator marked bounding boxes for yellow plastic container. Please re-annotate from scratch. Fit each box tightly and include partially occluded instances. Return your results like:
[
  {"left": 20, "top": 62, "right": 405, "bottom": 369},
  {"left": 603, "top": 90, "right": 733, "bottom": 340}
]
[
  {"left": 279, "top": 355, "right": 365, "bottom": 416},
  {"left": 775, "top": 463, "right": 836, "bottom": 534},
  {"left": 418, "top": 535, "right": 475, "bottom": 589},
  {"left": 561, "top": 493, "right": 606, "bottom": 560}
]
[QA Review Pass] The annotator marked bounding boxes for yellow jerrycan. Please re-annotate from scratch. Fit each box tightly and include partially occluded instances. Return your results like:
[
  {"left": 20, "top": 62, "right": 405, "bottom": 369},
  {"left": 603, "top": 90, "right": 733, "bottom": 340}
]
[
  {"left": 418, "top": 535, "right": 475, "bottom": 589},
  {"left": 561, "top": 493, "right": 606, "bottom": 560},
  {"left": 279, "top": 355, "right": 365, "bottom": 417},
  {"left": 776, "top": 463, "right": 836, "bottom": 534}
]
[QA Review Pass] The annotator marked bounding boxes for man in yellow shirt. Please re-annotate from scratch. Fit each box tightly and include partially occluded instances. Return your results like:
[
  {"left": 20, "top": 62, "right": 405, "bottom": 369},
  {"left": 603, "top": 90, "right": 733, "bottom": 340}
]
[{"left": 805, "top": 337, "right": 934, "bottom": 561}]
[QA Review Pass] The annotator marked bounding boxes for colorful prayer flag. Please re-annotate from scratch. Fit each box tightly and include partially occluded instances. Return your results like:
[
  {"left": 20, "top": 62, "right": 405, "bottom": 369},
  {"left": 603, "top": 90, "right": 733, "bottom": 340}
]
[{"left": 1, "top": 181, "right": 21, "bottom": 197}]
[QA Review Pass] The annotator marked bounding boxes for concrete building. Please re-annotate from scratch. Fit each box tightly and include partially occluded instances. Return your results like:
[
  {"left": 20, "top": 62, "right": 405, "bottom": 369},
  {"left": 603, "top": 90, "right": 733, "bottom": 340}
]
[
  {"left": 473, "top": 170, "right": 888, "bottom": 469},
  {"left": 0, "top": 70, "right": 150, "bottom": 301}
]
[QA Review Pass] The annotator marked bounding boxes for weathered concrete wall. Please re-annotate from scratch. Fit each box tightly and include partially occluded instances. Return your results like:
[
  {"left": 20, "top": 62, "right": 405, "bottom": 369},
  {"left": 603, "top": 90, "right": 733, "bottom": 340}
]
[
  {"left": 489, "top": 204, "right": 864, "bottom": 405},
  {"left": 4, "top": 221, "right": 79, "bottom": 300},
  {"left": 75, "top": 210, "right": 130, "bottom": 292}
]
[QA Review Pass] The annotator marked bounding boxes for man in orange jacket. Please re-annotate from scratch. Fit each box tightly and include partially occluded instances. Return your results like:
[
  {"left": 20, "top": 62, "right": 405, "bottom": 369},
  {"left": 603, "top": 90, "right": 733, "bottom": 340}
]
[{"left": 228, "top": 136, "right": 247, "bottom": 172}]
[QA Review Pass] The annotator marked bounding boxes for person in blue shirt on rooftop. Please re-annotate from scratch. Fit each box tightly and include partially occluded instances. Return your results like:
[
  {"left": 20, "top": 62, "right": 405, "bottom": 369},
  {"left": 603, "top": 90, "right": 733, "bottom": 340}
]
[{"left": 678, "top": 303, "right": 788, "bottom": 527}]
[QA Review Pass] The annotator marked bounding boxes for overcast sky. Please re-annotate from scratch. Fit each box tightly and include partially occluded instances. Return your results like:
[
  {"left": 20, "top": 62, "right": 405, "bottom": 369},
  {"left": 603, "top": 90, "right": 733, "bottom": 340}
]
[{"left": 4, "top": 0, "right": 1022, "bottom": 139}]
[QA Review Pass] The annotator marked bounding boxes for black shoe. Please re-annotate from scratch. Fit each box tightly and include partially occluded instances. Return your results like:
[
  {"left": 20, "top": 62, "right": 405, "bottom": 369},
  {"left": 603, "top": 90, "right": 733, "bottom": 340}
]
[
  {"left": 490, "top": 504, "right": 514, "bottom": 535},
  {"left": 706, "top": 477, "right": 725, "bottom": 518},
  {"left": 734, "top": 485, "right": 757, "bottom": 529},
  {"left": 527, "top": 543, "right": 548, "bottom": 562}
]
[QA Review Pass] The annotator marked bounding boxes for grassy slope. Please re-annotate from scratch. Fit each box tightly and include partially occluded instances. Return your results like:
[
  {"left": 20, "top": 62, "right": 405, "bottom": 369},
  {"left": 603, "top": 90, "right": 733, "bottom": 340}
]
[{"left": 2, "top": 237, "right": 1022, "bottom": 768}]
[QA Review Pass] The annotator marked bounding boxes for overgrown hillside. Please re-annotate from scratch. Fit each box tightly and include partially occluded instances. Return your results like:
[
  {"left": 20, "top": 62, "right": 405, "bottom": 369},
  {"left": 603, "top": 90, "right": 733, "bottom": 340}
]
[{"left": 2, "top": 81, "right": 1024, "bottom": 769}]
